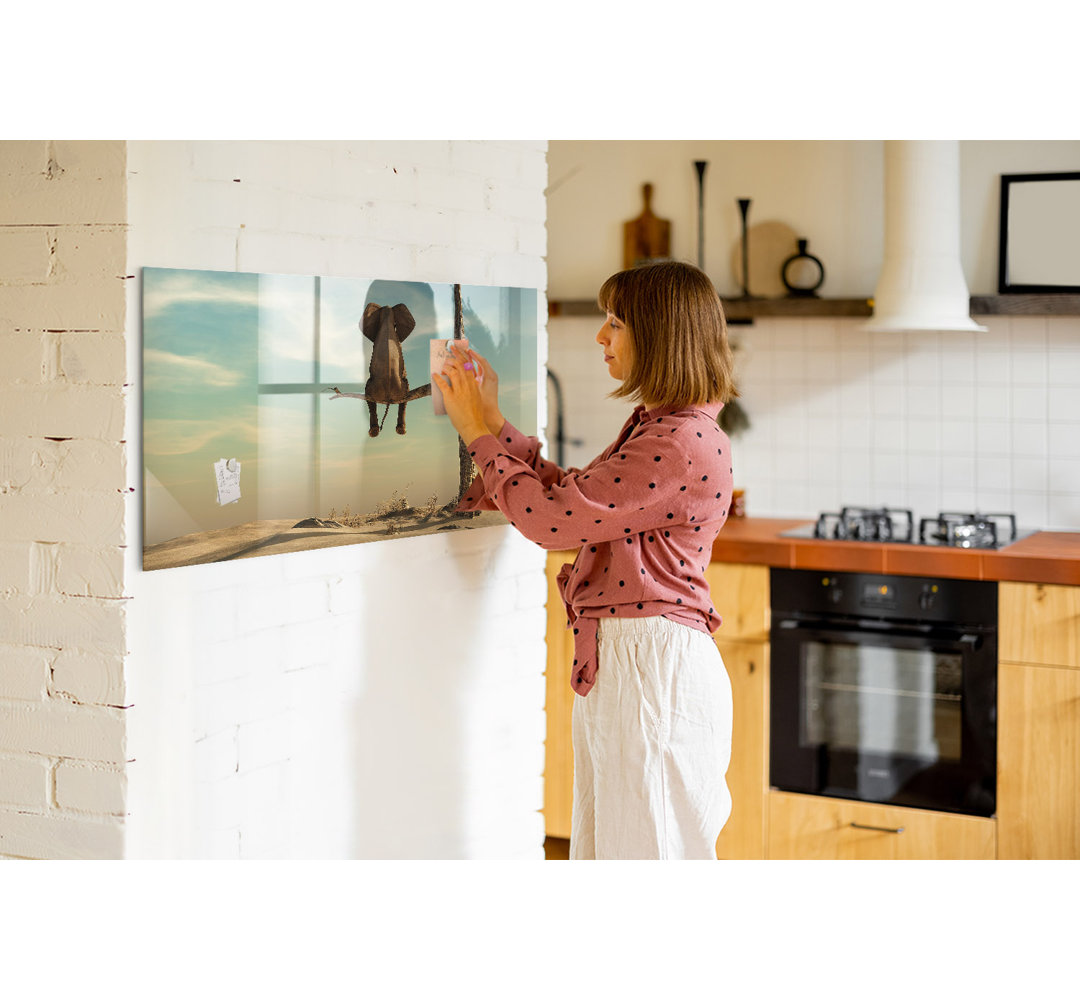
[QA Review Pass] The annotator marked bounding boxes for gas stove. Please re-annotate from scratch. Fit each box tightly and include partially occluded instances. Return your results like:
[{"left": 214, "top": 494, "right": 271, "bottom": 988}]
[{"left": 781, "top": 506, "right": 1033, "bottom": 550}]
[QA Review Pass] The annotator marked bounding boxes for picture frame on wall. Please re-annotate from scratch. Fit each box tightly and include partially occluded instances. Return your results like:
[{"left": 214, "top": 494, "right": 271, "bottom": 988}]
[
  {"left": 141, "top": 267, "right": 539, "bottom": 571},
  {"left": 998, "top": 171, "right": 1080, "bottom": 294}
]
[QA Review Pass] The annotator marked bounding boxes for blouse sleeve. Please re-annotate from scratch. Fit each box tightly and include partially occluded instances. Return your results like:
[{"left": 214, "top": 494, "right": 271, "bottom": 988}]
[
  {"left": 464, "top": 425, "right": 698, "bottom": 550},
  {"left": 458, "top": 418, "right": 588, "bottom": 511}
]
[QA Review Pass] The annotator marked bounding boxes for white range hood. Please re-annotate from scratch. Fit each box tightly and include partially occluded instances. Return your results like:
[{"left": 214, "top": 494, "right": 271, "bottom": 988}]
[{"left": 863, "top": 140, "right": 987, "bottom": 334}]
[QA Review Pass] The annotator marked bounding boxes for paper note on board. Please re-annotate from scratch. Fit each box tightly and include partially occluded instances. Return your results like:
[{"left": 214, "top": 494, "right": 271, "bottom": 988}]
[
  {"left": 430, "top": 338, "right": 470, "bottom": 416},
  {"left": 214, "top": 458, "right": 242, "bottom": 505}
]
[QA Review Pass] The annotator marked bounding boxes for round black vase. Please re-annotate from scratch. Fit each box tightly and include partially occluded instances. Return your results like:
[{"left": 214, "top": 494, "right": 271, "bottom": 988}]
[{"left": 781, "top": 238, "right": 825, "bottom": 298}]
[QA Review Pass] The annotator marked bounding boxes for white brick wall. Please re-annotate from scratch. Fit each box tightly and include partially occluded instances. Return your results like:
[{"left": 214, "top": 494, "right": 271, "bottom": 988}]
[
  {"left": 123, "top": 141, "right": 549, "bottom": 859},
  {"left": 0, "top": 140, "right": 129, "bottom": 859}
]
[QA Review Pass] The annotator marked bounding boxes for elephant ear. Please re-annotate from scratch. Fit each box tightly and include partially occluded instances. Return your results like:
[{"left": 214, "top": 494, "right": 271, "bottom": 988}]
[
  {"left": 392, "top": 303, "right": 416, "bottom": 341},
  {"left": 361, "top": 302, "right": 383, "bottom": 343}
]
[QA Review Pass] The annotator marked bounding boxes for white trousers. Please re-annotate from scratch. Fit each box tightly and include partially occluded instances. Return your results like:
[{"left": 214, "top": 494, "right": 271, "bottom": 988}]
[{"left": 570, "top": 616, "right": 733, "bottom": 860}]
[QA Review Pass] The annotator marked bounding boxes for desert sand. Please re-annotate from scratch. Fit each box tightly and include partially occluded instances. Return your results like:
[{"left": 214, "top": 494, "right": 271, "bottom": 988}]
[{"left": 142, "top": 508, "right": 506, "bottom": 571}]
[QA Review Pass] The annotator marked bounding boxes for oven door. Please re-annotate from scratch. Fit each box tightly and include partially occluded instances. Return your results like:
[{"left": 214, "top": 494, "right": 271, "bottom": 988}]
[{"left": 769, "top": 618, "right": 997, "bottom": 817}]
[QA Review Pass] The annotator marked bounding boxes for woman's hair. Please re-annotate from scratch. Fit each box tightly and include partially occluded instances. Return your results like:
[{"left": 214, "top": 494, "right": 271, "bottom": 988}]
[{"left": 597, "top": 260, "right": 738, "bottom": 407}]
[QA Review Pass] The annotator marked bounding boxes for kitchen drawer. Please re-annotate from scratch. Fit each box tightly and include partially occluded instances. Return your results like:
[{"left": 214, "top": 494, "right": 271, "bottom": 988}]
[
  {"left": 767, "top": 791, "right": 997, "bottom": 860},
  {"left": 705, "top": 562, "right": 769, "bottom": 641},
  {"left": 1000, "top": 582, "right": 1080, "bottom": 669}
]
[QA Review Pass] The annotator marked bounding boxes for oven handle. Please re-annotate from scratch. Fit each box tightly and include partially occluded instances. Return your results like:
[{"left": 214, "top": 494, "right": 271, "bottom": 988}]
[{"left": 774, "top": 617, "right": 988, "bottom": 648}]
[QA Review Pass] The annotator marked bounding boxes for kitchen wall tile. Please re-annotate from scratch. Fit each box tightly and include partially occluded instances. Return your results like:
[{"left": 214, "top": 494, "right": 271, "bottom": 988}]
[
  {"left": 904, "top": 331, "right": 941, "bottom": 382},
  {"left": 872, "top": 383, "right": 905, "bottom": 417},
  {"left": 942, "top": 487, "right": 978, "bottom": 511},
  {"left": 975, "top": 348, "right": 1011, "bottom": 384},
  {"left": 941, "top": 419, "right": 976, "bottom": 454},
  {"left": 1011, "top": 386, "right": 1047, "bottom": 420},
  {"left": 907, "top": 383, "right": 941, "bottom": 420},
  {"left": 1009, "top": 350, "right": 1048, "bottom": 385},
  {"left": 1012, "top": 455, "right": 1049, "bottom": 493},
  {"left": 976, "top": 384, "right": 1008, "bottom": 421},
  {"left": 941, "top": 383, "right": 975, "bottom": 420},
  {"left": 977, "top": 455, "right": 1013, "bottom": 492},
  {"left": 1012, "top": 492, "right": 1048, "bottom": 530},
  {"left": 871, "top": 451, "right": 904, "bottom": 490},
  {"left": 1048, "top": 386, "right": 1079, "bottom": 422},
  {"left": 940, "top": 330, "right": 976, "bottom": 384},
  {"left": 976, "top": 419, "right": 1011, "bottom": 455},
  {"left": 1012, "top": 420, "right": 1048, "bottom": 458},
  {"left": 1009, "top": 315, "right": 1049, "bottom": 351},
  {"left": 1048, "top": 422, "right": 1080, "bottom": 457},
  {"left": 1047, "top": 493, "right": 1080, "bottom": 530},
  {"left": 975, "top": 488, "right": 1013, "bottom": 514},
  {"left": 838, "top": 418, "right": 872, "bottom": 451},
  {"left": 906, "top": 418, "right": 942, "bottom": 452},
  {"left": 941, "top": 454, "right": 976, "bottom": 490},
  {"left": 1048, "top": 318, "right": 1080, "bottom": 350},
  {"left": 1047, "top": 350, "right": 1080, "bottom": 385}
]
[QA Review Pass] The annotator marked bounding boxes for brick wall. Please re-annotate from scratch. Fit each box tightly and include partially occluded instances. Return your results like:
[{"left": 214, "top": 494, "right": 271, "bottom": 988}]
[
  {"left": 122, "top": 141, "right": 549, "bottom": 859},
  {"left": 0, "top": 141, "right": 129, "bottom": 859}
]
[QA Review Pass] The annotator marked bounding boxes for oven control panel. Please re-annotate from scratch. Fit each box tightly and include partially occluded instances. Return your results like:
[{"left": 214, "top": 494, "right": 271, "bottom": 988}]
[{"left": 772, "top": 569, "right": 997, "bottom": 628}]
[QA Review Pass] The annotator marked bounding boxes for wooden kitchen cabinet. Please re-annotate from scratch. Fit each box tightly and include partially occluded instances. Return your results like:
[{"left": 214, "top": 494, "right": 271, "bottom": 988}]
[
  {"left": 997, "top": 582, "right": 1080, "bottom": 859},
  {"left": 706, "top": 563, "right": 770, "bottom": 860},
  {"left": 543, "top": 550, "right": 578, "bottom": 840},
  {"left": 768, "top": 790, "right": 997, "bottom": 860}
]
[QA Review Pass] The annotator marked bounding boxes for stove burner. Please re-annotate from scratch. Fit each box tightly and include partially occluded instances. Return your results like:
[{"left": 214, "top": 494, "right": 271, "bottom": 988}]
[
  {"left": 919, "top": 512, "right": 1018, "bottom": 549},
  {"left": 815, "top": 507, "right": 915, "bottom": 543}
]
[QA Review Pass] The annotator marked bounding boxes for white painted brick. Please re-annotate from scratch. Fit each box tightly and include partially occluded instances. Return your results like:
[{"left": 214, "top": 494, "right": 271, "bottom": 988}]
[
  {"left": 326, "top": 573, "right": 363, "bottom": 616},
  {"left": 331, "top": 152, "right": 417, "bottom": 204},
  {"left": 0, "top": 595, "right": 125, "bottom": 654},
  {"left": 486, "top": 180, "right": 547, "bottom": 223},
  {"left": 0, "top": 541, "right": 31, "bottom": 593},
  {"left": 451, "top": 141, "right": 524, "bottom": 180},
  {"left": 54, "top": 761, "right": 125, "bottom": 815},
  {"left": 0, "top": 700, "right": 125, "bottom": 763},
  {"left": 0, "top": 754, "right": 49, "bottom": 808},
  {"left": 0, "top": 807, "right": 123, "bottom": 859},
  {"left": 0, "top": 227, "right": 126, "bottom": 330},
  {"left": 0, "top": 141, "right": 126, "bottom": 226},
  {"left": 190, "top": 587, "right": 238, "bottom": 644},
  {"left": 195, "top": 825, "right": 240, "bottom": 859},
  {"left": 194, "top": 774, "right": 241, "bottom": 832},
  {"left": 0, "top": 384, "right": 125, "bottom": 440},
  {"left": 454, "top": 211, "right": 518, "bottom": 254},
  {"left": 0, "top": 489, "right": 124, "bottom": 545},
  {"left": 51, "top": 648, "right": 125, "bottom": 706},
  {"left": 0, "top": 228, "right": 53, "bottom": 283},
  {"left": 323, "top": 236, "right": 415, "bottom": 282},
  {"left": 0, "top": 331, "right": 47, "bottom": 381},
  {"left": 415, "top": 169, "right": 486, "bottom": 214},
  {"left": 0, "top": 437, "right": 125, "bottom": 492},
  {"left": 0, "top": 643, "right": 50, "bottom": 700},
  {"left": 490, "top": 253, "right": 546, "bottom": 291},
  {"left": 194, "top": 728, "right": 237, "bottom": 782},
  {"left": 53, "top": 544, "right": 124, "bottom": 598},
  {"left": 237, "top": 763, "right": 287, "bottom": 858},
  {"left": 237, "top": 714, "right": 290, "bottom": 774},
  {"left": 415, "top": 245, "right": 490, "bottom": 285},
  {"left": 53, "top": 333, "right": 127, "bottom": 385}
]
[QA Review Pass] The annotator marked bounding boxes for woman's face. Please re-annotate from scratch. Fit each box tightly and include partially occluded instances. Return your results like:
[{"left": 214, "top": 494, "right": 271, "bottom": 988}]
[{"left": 596, "top": 311, "right": 632, "bottom": 382}]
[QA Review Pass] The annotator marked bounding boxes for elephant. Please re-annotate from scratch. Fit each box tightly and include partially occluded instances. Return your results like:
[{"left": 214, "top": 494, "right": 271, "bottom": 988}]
[{"left": 326, "top": 301, "right": 431, "bottom": 437}]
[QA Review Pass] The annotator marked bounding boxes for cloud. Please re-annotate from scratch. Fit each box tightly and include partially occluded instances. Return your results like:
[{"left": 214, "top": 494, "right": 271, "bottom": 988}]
[
  {"left": 143, "top": 349, "right": 244, "bottom": 390},
  {"left": 142, "top": 270, "right": 261, "bottom": 319},
  {"left": 144, "top": 415, "right": 259, "bottom": 457}
]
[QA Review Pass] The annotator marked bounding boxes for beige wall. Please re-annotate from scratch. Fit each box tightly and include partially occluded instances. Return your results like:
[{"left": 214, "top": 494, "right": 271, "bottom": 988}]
[{"left": 547, "top": 140, "right": 1080, "bottom": 301}]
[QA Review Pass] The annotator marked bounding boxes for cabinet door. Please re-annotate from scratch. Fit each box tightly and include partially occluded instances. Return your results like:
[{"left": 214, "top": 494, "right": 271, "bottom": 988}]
[
  {"left": 1000, "top": 582, "right": 1080, "bottom": 668},
  {"left": 714, "top": 640, "right": 767, "bottom": 860},
  {"left": 767, "top": 791, "right": 996, "bottom": 860},
  {"left": 705, "top": 563, "right": 769, "bottom": 642},
  {"left": 998, "top": 661, "right": 1080, "bottom": 859},
  {"left": 543, "top": 551, "right": 578, "bottom": 840}
]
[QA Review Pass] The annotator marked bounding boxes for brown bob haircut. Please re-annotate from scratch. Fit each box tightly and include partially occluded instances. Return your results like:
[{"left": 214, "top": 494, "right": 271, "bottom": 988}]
[{"left": 597, "top": 260, "right": 738, "bottom": 408}]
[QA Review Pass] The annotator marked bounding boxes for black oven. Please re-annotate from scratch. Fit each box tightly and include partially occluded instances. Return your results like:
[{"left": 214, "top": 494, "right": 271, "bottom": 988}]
[{"left": 769, "top": 569, "right": 997, "bottom": 817}]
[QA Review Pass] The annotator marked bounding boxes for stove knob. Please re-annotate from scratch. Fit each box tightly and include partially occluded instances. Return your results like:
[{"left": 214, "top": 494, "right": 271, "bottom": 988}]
[
  {"left": 829, "top": 586, "right": 843, "bottom": 604},
  {"left": 919, "top": 585, "right": 938, "bottom": 611}
]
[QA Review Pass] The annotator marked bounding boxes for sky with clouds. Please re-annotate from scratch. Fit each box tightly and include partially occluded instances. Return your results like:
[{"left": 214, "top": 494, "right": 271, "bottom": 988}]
[{"left": 142, "top": 267, "right": 537, "bottom": 547}]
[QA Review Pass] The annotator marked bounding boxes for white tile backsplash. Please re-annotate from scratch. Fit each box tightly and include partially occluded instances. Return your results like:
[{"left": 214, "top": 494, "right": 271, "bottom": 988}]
[{"left": 547, "top": 313, "right": 1080, "bottom": 532}]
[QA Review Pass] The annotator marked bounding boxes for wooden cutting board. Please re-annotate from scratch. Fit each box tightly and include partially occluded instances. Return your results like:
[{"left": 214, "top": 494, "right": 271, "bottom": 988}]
[{"left": 624, "top": 183, "right": 671, "bottom": 268}]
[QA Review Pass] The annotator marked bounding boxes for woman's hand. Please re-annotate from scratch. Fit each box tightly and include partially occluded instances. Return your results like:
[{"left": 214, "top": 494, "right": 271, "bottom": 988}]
[
  {"left": 432, "top": 342, "right": 491, "bottom": 446},
  {"left": 466, "top": 346, "right": 504, "bottom": 434}
]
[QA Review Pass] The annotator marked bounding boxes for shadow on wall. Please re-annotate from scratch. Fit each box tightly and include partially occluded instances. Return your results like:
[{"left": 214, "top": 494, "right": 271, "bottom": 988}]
[{"left": 348, "top": 528, "right": 498, "bottom": 859}]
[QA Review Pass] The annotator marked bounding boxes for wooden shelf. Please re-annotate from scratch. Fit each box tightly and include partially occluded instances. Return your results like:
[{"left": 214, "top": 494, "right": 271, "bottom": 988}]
[
  {"left": 970, "top": 294, "right": 1080, "bottom": 315},
  {"left": 549, "top": 294, "right": 1080, "bottom": 322},
  {"left": 548, "top": 297, "right": 873, "bottom": 320}
]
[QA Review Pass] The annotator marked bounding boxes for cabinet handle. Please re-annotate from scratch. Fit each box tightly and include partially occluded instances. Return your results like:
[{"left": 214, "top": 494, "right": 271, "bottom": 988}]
[{"left": 850, "top": 822, "right": 905, "bottom": 834}]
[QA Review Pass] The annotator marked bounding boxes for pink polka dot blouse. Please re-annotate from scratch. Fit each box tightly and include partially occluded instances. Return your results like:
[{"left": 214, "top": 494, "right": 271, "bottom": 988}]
[{"left": 458, "top": 402, "right": 733, "bottom": 696}]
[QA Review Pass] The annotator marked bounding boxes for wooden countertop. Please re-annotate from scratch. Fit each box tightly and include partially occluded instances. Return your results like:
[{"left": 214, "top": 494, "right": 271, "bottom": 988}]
[{"left": 710, "top": 517, "right": 1080, "bottom": 586}]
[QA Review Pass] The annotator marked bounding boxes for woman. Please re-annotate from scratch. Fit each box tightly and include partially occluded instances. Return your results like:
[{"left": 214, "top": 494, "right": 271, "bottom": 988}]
[{"left": 434, "top": 260, "right": 737, "bottom": 860}]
